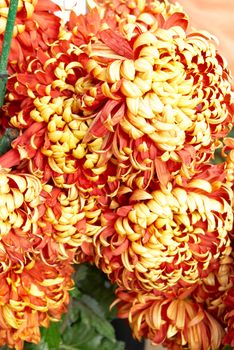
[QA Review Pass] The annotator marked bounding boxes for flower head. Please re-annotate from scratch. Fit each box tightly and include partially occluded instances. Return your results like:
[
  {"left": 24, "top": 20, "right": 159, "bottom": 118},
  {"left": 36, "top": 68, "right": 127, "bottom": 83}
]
[
  {"left": 93, "top": 165, "right": 233, "bottom": 292},
  {"left": 0, "top": 258, "right": 73, "bottom": 350},
  {"left": 67, "top": 2, "right": 234, "bottom": 189},
  {"left": 115, "top": 286, "right": 224, "bottom": 350},
  {"left": 1, "top": 39, "right": 117, "bottom": 190},
  {"left": 0, "top": 167, "right": 100, "bottom": 267}
]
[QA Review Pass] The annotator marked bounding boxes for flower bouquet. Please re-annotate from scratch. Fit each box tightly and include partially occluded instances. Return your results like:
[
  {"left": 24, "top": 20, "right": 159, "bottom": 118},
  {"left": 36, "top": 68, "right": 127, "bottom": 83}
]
[{"left": 0, "top": 0, "right": 234, "bottom": 349}]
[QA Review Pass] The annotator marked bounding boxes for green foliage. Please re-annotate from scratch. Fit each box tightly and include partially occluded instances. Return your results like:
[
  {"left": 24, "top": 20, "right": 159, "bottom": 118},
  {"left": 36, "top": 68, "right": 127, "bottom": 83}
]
[
  {"left": 0, "top": 264, "right": 124, "bottom": 350},
  {"left": 57, "top": 264, "right": 123, "bottom": 350},
  {"left": 73, "top": 264, "right": 117, "bottom": 320},
  {"left": 0, "top": 128, "right": 19, "bottom": 155}
]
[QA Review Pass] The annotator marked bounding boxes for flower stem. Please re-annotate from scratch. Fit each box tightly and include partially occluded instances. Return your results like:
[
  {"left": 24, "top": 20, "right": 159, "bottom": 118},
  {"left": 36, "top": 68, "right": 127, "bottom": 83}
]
[{"left": 0, "top": 0, "right": 19, "bottom": 107}]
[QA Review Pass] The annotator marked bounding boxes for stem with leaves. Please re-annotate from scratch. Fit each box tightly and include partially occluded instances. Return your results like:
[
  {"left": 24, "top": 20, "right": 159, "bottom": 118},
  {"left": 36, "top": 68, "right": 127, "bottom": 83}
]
[{"left": 0, "top": 0, "right": 19, "bottom": 107}]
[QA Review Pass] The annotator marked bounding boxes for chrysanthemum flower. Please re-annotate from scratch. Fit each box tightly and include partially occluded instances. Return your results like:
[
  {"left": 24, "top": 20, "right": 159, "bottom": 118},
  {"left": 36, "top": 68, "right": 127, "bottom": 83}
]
[
  {"left": 93, "top": 165, "right": 233, "bottom": 291},
  {"left": 0, "top": 258, "right": 73, "bottom": 350},
  {"left": 68, "top": 2, "right": 233, "bottom": 188},
  {"left": 115, "top": 286, "right": 224, "bottom": 350},
  {"left": 0, "top": 0, "right": 61, "bottom": 66},
  {"left": 1, "top": 38, "right": 118, "bottom": 190}
]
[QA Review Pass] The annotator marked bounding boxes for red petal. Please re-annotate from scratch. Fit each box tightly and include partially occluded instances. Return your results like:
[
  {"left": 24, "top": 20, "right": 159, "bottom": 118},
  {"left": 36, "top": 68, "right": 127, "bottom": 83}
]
[
  {"left": 99, "top": 29, "right": 134, "bottom": 59},
  {"left": 117, "top": 206, "right": 133, "bottom": 216},
  {"left": 0, "top": 149, "right": 20, "bottom": 167},
  {"left": 112, "top": 238, "right": 129, "bottom": 256},
  {"left": 154, "top": 157, "right": 171, "bottom": 186},
  {"left": 164, "top": 12, "right": 188, "bottom": 31}
]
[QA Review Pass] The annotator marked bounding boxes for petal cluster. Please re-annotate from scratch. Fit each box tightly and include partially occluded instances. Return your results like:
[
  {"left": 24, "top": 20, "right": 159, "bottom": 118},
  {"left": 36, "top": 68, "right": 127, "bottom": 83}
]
[
  {"left": 0, "top": 259, "right": 73, "bottom": 350},
  {"left": 0, "top": 169, "right": 88, "bottom": 349},
  {"left": 94, "top": 167, "right": 233, "bottom": 291}
]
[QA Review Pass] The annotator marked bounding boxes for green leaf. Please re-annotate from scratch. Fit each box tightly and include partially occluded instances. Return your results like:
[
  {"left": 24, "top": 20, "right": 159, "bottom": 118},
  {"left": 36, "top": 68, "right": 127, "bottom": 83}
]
[
  {"left": 24, "top": 322, "right": 61, "bottom": 350},
  {"left": 24, "top": 339, "right": 49, "bottom": 350},
  {"left": 41, "top": 321, "right": 61, "bottom": 349},
  {"left": 74, "top": 264, "right": 117, "bottom": 320},
  {"left": 98, "top": 338, "right": 124, "bottom": 350},
  {"left": 0, "top": 128, "right": 19, "bottom": 155},
  {"left": 78, "top": 295, "right": 115, "bottom": 341}
]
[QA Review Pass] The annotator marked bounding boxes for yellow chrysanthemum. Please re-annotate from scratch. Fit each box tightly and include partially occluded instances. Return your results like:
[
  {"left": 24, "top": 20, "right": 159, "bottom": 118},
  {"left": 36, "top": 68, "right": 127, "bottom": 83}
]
[
  {"left": 65, "top": 1, "right": 234, "bottom": 190},
  {"left": 0, "top": 167, "right": 100, "bottom": 267},
  {"left": 94, "top": 168, "right": 233, "bottom": 291},
  {"left": 82, "top": 22, "right": 233, "bottom": 187}
]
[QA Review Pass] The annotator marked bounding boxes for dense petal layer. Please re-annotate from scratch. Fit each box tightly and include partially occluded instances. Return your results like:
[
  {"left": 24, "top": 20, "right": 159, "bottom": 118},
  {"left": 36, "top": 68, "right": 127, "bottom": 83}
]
[
  {"left": 93, "top": 166, "right": 233, "bottom": 291},
  {"left": 115, "top": 286, "right": 224, "bottom": 350}
]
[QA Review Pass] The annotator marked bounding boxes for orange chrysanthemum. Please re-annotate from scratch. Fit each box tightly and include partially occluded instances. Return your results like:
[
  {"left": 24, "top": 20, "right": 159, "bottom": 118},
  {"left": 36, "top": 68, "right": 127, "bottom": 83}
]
[
  {"left": 0, "top": 258, "right": 73, "bottom": 350},
  {"left": 115, "top": 253, "right": 234, "bottom": 349},
  {"left": 80, "top": 22, "right": 233, "bottom": 187},
  {"left": 115, "top": 286, "right": 224, "bottom": 350},
  {"left": 0, "top": 0, "right": 61, "bottom": 66},
  {"left": 93, "top": 165, "right": 233, "bottom": 292},
  {"left": 67, "top": 1, "right": 234, "bottom": 189},
  {"left": 1, "top": 38, "right": 118, "bottom": 191}
]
